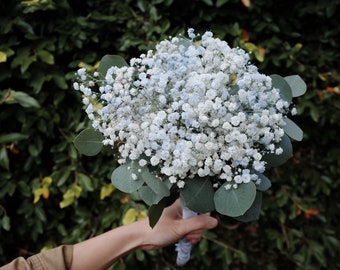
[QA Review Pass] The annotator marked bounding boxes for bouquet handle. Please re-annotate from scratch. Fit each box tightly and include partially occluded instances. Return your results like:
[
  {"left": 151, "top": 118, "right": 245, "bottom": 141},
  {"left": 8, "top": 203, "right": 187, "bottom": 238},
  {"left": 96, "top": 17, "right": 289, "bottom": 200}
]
[{"left": 175, "top": 204, "right": 197, "bottom": 266}]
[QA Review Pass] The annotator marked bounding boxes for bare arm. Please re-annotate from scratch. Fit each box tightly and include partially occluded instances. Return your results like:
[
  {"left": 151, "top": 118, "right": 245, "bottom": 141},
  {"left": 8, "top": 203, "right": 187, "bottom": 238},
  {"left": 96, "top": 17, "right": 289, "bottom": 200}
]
[{"left": 71, "top": 200, "right": 218, "bottom": 270}]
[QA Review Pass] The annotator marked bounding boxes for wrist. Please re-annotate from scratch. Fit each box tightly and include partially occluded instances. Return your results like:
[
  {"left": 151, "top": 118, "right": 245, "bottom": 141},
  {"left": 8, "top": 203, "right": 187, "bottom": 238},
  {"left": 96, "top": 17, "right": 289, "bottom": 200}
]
[{"left": 133, "top": 218, "right": 155, "bottom": 251}]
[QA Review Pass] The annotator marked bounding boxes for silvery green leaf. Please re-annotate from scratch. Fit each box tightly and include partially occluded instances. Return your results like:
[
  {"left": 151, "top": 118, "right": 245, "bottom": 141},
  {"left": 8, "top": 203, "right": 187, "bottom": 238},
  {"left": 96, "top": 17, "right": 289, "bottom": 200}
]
[
  {"left": 284, "top": 75, "right": 307, "bottom": 97},
  {"left": 270, "top": 74, "right": 292, "bottom": 103},
  {"left": 214, "top": 181, "right": 256, "bottom": 217},
  {"left": 111, "top": 160, "right": 144, "bottom": 193},
  {"left": 180, "top": 176, "right": 215, "bottom": 213},
  {"left": 176, "top": 37, "right": 192, "bottom": 48},
  {"left": 283, "top": 117, "right": 303, "bottom": 141},
  {"left": 73, "top": 128, "right": 103, "bottom": 156},
  {"left": 234, "top": 191, "right": 262, "bottom": 222},
  {"left": 98, "top": 55, "right": 128, "bottom": 77},
  {"left": 262, "top": 134, "right": 293, "bottom": 167},
  {"left": 138, "top": 185, "right": 163, "bottom": 206},
  {"left": 255, "top": 173, "right": 272, "bottom": 191},
  {"left": 141, "top": 167, "right": 170, "bottom": 197}
]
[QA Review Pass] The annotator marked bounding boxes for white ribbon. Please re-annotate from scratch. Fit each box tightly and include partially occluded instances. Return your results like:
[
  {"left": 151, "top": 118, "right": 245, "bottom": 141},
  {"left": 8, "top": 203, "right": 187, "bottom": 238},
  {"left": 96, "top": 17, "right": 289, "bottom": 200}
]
[{"left": 175, "top": 205, "right": 197, "bottom": 266}]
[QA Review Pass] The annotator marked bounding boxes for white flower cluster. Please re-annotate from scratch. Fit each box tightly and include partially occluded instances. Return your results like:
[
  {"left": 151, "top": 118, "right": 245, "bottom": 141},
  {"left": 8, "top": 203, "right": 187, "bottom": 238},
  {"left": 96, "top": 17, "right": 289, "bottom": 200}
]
[{"left": 74, "top": 29, "right": 290, "bottom": 190}]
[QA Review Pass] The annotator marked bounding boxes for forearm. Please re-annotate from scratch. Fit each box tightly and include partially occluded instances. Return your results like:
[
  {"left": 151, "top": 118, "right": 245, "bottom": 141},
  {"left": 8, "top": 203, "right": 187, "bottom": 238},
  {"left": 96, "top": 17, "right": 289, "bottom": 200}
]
[
  {"left": 70, "top": 200, "right": 217, "bottom": 270},
  {"left": 70, "top": 219, "right": 150, "bottom": 270}
]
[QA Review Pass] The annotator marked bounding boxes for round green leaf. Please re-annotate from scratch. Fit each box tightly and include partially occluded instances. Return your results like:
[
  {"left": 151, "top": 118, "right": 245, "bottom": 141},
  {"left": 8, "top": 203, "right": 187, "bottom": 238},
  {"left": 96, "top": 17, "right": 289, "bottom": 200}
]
[
  {"left": 141, "top": 166, "right": 170, "bottom": 197},
  {"left": 270, "top": 74, "right": 292, "bottom": 103},
  {"left": 180, "top": 176, "right": 215, "bottom": 213},
  {"left": 111, "top": 160, "right": 144, "bottom": 193},
  {"left": 234, "top": 191, "right": 262, "bottom": 222},
  {"left": 214, "top": 181, "right": 256, "bottom": 217},
  {"left": 284, "top": 75, "right": 307, "bottom": 97},
  {"left": 138, "top": 185, "right": 163, "bottom": 206},
  {"left": 262, "top": 134, "right": 293, "bottom": 167},
  {"left": 73, "top": 128, "right": 104, "bottom": 156},
  {"left": 255, "top": 173, "right": 272, "bottom": 192},
  {"left": 283, "top": 117, "right": 303, "bottom": 141},
  {"left": 176, "top": 37, "right": 192, "bottom": 48},
  {"left": 98, "top": 55, "right": 128, "bottom": 77}
]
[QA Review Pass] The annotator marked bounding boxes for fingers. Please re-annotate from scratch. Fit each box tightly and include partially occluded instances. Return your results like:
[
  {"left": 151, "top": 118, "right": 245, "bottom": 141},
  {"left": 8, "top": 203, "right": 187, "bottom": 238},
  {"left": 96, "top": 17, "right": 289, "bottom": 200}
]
[
  {"left": 179, "top": 214, "right": 218, "bottom": 238},
  {"left": 184, "top": 215, "right": 218, "bottom": 244},
  {"left": 162, "top": 199, "right": 183, "bottom": 219},
  {"left": 185, "top": 229, "right": 205, "bottom": 244},
  {"left": 194, "top": 214, "right": 218, "bottom": 229}
]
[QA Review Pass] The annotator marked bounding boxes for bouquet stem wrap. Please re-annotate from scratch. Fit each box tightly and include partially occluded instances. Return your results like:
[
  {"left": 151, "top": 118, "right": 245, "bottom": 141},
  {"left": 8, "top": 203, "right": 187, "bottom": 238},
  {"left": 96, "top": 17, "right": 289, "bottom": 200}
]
[{"left": 176, "top": 205, "right": 197, "bottom": 266}]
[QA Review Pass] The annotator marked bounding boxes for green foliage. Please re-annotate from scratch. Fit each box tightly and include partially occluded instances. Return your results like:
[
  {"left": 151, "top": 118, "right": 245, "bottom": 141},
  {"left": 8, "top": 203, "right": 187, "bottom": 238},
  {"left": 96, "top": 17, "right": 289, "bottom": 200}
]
[
  {"left": 73, "top": 128, "right": 104, "bottom": 156},
  {"left": 214, "top": 182, "right": 257, "bottom": 217},
  {"left": 111, "top": 161, "right": 145, "bottom": 193},
  {"left": 98, "top": 55, "right": 128, "bottom": 76},
  {"left": 1, "top": 0, "right": 339, "bottom": 269},
  {"left": 180, "top": 176, "right": 215, "bottom": 213},
  {"left": 262, "top": 134, "right": 293, "bottom": 168}
]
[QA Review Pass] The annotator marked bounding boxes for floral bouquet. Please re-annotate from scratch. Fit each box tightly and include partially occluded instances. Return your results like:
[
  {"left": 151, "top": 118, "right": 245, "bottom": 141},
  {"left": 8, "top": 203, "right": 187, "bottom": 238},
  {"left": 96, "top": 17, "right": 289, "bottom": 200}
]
[{"left": 73, "top": 29, "right": 306, "bottom": 265}]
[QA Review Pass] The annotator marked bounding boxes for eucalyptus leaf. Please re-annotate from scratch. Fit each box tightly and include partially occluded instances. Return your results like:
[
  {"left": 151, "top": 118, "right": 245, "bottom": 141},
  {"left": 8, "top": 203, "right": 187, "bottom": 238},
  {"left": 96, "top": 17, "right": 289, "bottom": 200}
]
[
  {"left": 255, "top": 173, "right": 272, "bottom": 192},
  {"left": 214, "top": 181, "right": 256, "bottom": 217},
  {"left": 148, "top": 204, "right": 164, "bottom": 228},
  {"left": 111, "top": 160, "right": 144, "bottom": 193},
  {"left": 234, "top": 191, "right": 262, "bottom": 222},
  {"left": 141, "top": 167, "right": 170, "bottom": 197},
  {"left": 283, "top": 117, "right": 303, "bottom": 141},
  {"left": 138, "top": 185, "right": 163, "bottom": 206},
  {"left": 284, "top": 75, "right": 307, "bottom": 97},
  {"left": 262, "top": 134, "right": 293, "bottom": 167},
  {"left": 180, "top": 176, "right": 215, "bottom": 213},
  {"left": 148, "top": 196, "right": 171, "bottom": 228},
  {"left": 98, "top": 55, "right": 128, "bottom": 77},
  {"left": 270, "top": 74, "right": 292, "bottom": 103},
  {"left": 73, "top": 128, "right": 104, "bottom": 156},
  {"left": 176, "top": 37, "right": 192, "bottom": 48}
]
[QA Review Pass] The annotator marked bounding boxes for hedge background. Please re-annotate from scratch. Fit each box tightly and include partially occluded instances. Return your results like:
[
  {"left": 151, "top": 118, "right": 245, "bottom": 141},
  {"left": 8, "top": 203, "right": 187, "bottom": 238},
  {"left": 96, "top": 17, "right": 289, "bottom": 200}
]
[{"left": 0, "top": 0, "right": 339, "bottom": 269}]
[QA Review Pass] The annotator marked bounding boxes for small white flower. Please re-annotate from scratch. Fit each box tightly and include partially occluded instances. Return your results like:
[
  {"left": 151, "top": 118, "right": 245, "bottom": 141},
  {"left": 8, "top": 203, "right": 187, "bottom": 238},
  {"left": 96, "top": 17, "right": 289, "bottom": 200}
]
[
  {"left": 139, "top": 159, "right": 147, "bottom": 167},
  {"left": 176, "top": 180, "right": 184, "bottom": 188},
  {"left": 73, "top": 82, "right": 79, "bottom": 90},
  {"left": 224, "top": 184, "right": 232, "bottom": 190},
  {"left": 291, "top": 107, "right": 297, "bottom": 115},
  {"left": 169, "top": 176, "right": 177, "bottom": 183}
]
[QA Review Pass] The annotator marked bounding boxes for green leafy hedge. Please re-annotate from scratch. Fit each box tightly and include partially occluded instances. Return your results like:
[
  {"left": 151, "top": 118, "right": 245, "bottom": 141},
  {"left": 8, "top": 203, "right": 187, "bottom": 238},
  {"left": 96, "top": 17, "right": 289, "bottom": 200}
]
[{"left": 1, "top": 0, "right": 339, "bottom": 269}]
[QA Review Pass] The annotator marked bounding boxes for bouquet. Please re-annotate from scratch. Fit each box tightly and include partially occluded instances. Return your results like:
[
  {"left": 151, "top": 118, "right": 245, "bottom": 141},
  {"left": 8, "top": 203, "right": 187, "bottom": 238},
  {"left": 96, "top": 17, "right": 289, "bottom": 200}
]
[{"left": 73, "top": 29, "right": 306, "bottom": 265}]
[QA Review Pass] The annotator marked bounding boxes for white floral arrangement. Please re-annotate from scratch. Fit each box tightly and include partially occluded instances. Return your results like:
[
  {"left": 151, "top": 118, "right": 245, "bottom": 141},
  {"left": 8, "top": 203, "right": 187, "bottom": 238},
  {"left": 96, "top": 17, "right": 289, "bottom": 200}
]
[{"left": 73, "top": 29, "right": 306, "bottom": 265}]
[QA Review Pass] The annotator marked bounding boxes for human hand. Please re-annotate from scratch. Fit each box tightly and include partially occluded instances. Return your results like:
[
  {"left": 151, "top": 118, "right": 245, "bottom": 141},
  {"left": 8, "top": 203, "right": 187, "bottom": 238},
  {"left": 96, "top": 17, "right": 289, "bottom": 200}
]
[
  {"left": 70, "top": 199, "right": 217, "bottom": 270},
  {"left": 139, "top": 199, "right": 218, "bottom": 250}
]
